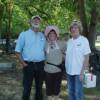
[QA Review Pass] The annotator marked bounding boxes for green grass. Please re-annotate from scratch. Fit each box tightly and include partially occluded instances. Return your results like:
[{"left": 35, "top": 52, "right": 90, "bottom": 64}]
[
  {"left": 95, "top": 41, "right": 100, "bottom": 48},
  {"left": 0, "top": 71, "right": 100, "bottom": 100},
  {"left": 84, "top": 87, "right": 100, "bottom": 100}
]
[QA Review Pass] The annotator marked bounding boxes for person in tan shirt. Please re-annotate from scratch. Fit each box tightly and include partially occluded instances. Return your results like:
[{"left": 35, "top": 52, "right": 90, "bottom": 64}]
[{"left": 44, "top": 25, "right": 66, "bottom": 100}]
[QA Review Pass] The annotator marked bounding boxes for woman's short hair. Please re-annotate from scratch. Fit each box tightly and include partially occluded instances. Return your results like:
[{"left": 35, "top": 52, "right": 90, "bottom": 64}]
[{"left": 70, "top": 20, "right": 83, "bottom": 34}]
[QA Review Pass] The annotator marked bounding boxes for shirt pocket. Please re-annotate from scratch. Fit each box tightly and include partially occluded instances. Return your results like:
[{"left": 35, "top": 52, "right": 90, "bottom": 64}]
[
  {"left": 75, "top": 43, "right": 83, "bottom": 53},
  {"left": 38, "top": 36, "right": 45, "bottom": 49}
]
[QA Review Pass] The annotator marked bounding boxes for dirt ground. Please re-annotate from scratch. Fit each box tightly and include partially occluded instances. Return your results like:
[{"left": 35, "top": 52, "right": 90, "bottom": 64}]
[{"left": 0, "top": 54, "right": 100, "bottom": 100}]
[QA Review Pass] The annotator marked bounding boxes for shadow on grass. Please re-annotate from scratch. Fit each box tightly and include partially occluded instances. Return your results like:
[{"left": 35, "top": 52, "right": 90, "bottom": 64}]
[{"left": 0, "top": 70, "right": 100, "bottom": 100}]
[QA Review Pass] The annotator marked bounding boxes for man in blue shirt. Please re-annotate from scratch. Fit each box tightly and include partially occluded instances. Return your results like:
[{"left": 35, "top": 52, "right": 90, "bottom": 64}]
[{"left": 15, "top": 15, "right": 46, "bottom": 100}]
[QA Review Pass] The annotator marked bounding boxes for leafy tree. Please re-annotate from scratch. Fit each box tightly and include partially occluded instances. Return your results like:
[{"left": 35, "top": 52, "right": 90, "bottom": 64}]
[{"left": 0, "top": 0, "right": 100, "bottom": 53}]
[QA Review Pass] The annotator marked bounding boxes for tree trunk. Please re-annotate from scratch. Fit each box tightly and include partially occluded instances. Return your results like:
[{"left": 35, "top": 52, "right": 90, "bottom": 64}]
[
  {"left": 88, "top": 3, "right": 97, "bottom": 50},
  {"left": 0, "top": 2, "right": 4, "bottom": 38},
  {"left": 78, "top": 0, "right": 98, "bottom": 50},
  {"left": 78, "top": 0, "right": 88, "bottom": 36},
  {"left": 6, "top": 1, "right": 13, "bottom": 54}
]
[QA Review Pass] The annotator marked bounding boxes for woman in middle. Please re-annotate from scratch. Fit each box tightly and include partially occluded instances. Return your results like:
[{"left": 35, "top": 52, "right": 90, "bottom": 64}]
[{"left": 44, "top": 25, "right": 66, "bottom": 100}]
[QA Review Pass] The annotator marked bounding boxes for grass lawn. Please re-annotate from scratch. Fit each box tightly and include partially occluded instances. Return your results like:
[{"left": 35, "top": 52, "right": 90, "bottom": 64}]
[
  {"left": 0, "top": 70, "right": 100, "bottom": 100},
  {"left": 95, "top": 41, "right": 100, "bottom": 46},
  {"left": 95, "top": 41, "right": 100, "bottom": 50}
]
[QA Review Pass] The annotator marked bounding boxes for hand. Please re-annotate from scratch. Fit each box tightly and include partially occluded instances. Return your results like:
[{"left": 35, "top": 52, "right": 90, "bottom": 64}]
[
  {"left": 80, "top": 74, "right": 84, "bottom": 81},
  {"left": 84, "top": 66, "right": 89, "bottom": 71},
  {"left": 22, "top": 61, "right": 28, "bottom": 68}
]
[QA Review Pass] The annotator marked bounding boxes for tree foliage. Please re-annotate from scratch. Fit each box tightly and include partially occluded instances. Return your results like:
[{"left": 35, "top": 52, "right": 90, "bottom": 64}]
[{"left": 0, "top": 0, "right": 100, "bottom": 52}]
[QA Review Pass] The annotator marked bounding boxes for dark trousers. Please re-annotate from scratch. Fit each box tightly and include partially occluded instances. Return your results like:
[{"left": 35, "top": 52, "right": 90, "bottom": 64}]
[
  {"left": 22, "top": 61, "right": 45, "bottom": 100},
  {"left": 45, "top": 72, "right": 62, "bottom": 96}
]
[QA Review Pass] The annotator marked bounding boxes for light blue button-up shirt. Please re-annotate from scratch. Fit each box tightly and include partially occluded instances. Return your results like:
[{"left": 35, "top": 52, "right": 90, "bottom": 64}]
[{"left": 15, "top": 29, "right": 46, "bottom": 62}]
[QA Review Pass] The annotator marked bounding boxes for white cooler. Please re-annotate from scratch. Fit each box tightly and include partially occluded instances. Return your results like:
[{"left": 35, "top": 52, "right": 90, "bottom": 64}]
[{"left": 83, "top": 73, "right": 96, "bottom": 88}]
